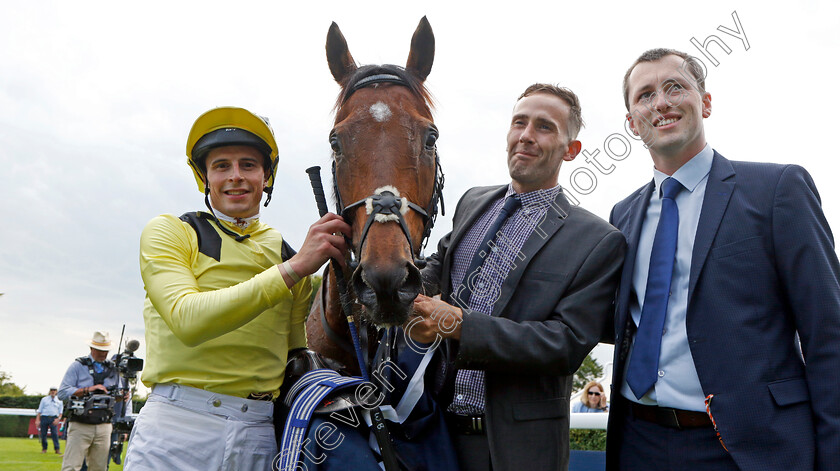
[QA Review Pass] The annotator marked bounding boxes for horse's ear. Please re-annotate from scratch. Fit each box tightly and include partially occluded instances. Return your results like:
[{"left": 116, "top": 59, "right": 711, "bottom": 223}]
[
  {"left": 326, "top": 21, "right": 357, "bottom": 83},
  {"left": 406, "top": 16, "right": 434, "bottom": 82}
]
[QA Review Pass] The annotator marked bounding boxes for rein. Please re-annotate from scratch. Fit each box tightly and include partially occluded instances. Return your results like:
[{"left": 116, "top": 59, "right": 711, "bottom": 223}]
[{"left": 306, "top": 167, "right": 400, "bottom": 471}]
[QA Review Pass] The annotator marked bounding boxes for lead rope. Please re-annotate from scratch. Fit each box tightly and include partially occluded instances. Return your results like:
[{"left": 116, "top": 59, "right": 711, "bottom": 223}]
[{"left": 704, "top": 394, "right": 729, "bottom": 452}]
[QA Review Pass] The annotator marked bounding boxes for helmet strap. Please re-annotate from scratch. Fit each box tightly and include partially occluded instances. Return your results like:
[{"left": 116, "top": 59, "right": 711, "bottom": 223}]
[
  {"left": 263, "top": 187, "right": 273, "bottom": 207},
  {"left": 263, "top": 157, "right": 276, "bottom": 207}
]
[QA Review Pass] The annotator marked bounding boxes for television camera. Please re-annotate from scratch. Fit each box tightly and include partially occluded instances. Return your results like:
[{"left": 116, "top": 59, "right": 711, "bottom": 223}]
[
  {"left": 109, "top": 330, "right": 144, "bottom": 465},
  {"left": 114, "top": 338, "right": 144, "bottom": 381}
]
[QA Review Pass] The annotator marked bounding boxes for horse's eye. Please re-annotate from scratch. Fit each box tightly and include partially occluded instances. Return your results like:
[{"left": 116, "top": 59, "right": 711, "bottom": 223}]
[
  {"left": 424, "top": 128, "right": 438, "bottom": 149},
  {"left": 329, "top": 132, "right": 342, "bottom": 154}
]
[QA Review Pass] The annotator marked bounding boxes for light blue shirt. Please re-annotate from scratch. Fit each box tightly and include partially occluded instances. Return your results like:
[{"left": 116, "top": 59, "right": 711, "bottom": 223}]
[
  {"left": 572, "top": 402, "right": 608, "bottom": 413},
  {"left": 37, "top": 395, "right": 63, "bottom": 417},
  {"left": 58, "top": 355, "right": 120, "bottom": 401},
  {"left": 621, "top": 144, "right": 713, "bottom": 412}
]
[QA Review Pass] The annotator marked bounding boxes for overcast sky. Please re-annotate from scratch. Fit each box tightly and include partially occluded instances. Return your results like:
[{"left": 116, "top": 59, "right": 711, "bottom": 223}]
[{"left": 2, "top": 1, "right": 838, "bottom": 395}]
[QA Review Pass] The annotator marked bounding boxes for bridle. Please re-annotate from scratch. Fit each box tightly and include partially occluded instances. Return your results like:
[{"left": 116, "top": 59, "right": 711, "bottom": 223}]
[{"left": 330, "top": 73, "right": 445, "bottom": 269}]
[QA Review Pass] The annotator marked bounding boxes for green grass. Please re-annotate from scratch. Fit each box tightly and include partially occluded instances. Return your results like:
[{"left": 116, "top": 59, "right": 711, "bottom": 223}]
[{"left": 0, "top": 437, "right": 125, "bottom": 471}]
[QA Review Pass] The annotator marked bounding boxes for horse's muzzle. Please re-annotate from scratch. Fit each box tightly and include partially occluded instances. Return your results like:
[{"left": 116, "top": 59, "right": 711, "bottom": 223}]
[{"left": 351, "top": 261, "right": 422, "bottom": 326}]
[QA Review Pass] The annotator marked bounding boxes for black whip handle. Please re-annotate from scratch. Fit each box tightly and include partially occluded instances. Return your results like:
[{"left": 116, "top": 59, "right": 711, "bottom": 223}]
[{"left": 306, "top": 166, "right": 330, "bottom": 218}]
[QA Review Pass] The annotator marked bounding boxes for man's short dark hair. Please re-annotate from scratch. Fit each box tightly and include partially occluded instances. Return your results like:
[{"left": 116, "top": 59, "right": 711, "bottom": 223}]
[
  {"left": 519, "top": 83, "right": 584, "bottom": 140},
  {"left": 622, "top": 48, "right": 707, "bottom": 110}
]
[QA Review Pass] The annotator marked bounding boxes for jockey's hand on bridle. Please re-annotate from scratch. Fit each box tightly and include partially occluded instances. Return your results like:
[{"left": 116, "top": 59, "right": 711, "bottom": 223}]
[
  {"left": 287, "top": 213, "right": 352, "bottom": 278},
  {"left": 407, "top": 294, "right": 463, "bottom": 342}
]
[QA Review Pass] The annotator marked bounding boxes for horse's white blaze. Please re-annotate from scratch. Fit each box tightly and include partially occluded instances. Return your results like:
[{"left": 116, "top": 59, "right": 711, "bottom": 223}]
[
  {"left": 365, "top": 185, "right": 409, "bottom": 223},
  {"left": 369, "top": 102, "right": 392, "bottom": 122}
]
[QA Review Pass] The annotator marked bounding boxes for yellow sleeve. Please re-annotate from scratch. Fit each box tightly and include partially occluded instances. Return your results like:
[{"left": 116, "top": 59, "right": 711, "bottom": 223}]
[
  {"left": 289, "top": 276, "right": 312, "bottom": 350},
  {"left": 139, "top": 215, "right": 292, "bottom": 347}
]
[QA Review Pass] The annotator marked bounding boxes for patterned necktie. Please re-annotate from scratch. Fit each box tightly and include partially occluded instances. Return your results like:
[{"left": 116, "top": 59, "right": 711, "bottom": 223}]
[
  {"left": 460, "top": 195, "right": 521, "bottom": 305},
  {"left": 626, "top": 177, "right": 684, "bottom": 399}
]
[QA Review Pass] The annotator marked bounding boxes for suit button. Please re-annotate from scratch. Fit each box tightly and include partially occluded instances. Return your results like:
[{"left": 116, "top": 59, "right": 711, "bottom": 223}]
[
  {"left": 212, "top": 399, "right": 221, "bottom": 407},
  {"left": 241, "top": 404, "right": 248, "bottom": 412}
]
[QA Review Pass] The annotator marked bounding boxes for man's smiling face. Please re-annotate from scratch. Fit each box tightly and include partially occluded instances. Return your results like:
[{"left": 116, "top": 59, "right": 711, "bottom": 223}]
[
  {"left": 506, "top": 92, "right": 580, "bottom": 193},
  {"left": 205, "top": 145, "right": 267, "bottom": 219},
  {"left": 626, "top": 54, "right": 712, "bottom": 172}
]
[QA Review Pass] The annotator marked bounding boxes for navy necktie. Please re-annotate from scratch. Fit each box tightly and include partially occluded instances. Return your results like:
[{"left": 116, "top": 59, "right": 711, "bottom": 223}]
[
  {"left": 626, "top": 177, "right": 684, "bottom": 399},
  {"left": 460, "top": 195, "right": 521, "bottom": 305}
]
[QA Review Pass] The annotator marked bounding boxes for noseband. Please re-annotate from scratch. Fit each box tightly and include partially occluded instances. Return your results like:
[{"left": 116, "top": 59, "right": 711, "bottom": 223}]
[{"left": 331, "top": 72, "right": 445, "bottom": 269}]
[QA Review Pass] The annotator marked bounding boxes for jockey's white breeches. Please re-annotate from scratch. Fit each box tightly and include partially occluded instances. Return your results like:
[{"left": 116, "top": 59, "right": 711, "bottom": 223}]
[{"left": 123, "top": 383, "right": 278, "bottom": 471}]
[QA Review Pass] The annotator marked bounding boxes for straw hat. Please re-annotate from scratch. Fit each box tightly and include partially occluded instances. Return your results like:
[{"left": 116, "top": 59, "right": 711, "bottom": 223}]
[{"left": 88, "top": 331, "right": 111, "bottom": 351}]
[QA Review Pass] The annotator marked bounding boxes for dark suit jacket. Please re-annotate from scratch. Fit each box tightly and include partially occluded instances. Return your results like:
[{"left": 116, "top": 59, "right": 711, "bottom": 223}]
[
  {"left": 607, "top": 152, "right": 840, "bottom": 471},
  {"left": 422, "top": 184, "right": 626, "bottom": 470}
]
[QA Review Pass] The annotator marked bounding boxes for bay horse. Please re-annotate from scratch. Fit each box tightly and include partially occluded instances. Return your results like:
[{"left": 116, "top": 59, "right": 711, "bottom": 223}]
[
  {"left": 306, "top": 17, "right": 444, "bottom": 373},
  {"left": 281, "top": 18, "right": 457, "bottom": 471}
]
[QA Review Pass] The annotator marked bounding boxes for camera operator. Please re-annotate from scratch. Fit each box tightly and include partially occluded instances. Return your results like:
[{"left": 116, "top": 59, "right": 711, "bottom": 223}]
[{"left": 58, "top": 331, "right": 121, "bottom": 471}]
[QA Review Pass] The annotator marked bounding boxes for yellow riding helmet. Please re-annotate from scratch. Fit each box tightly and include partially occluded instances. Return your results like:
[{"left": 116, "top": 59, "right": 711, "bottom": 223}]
[{"left": 186, "top": 107, "right": 279, "bottom": 203}]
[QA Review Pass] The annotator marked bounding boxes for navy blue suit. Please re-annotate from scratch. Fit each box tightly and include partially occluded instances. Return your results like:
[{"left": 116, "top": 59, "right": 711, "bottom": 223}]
[{"left": 607, "top": 152, "right": 840, "bottom": 471}]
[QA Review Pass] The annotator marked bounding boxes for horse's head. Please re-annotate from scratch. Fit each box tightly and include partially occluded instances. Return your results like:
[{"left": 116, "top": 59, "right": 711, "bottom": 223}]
[{"left": 326, "top": 17, "right": 442, "bottom": 327}]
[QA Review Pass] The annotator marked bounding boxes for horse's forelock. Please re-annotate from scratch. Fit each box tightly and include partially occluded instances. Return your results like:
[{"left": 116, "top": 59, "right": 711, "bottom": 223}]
[{"left": 333, "top": 64, "right": 434, "bottom": 113}]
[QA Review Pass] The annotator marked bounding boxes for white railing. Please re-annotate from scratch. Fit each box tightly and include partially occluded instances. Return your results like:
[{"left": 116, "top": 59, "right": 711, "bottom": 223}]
[
  {"left": 570, "top": 412, "right": 608, "bottom": 430},
  {"left": 0, "top": 408, "right": 36, "bottom": 416}
]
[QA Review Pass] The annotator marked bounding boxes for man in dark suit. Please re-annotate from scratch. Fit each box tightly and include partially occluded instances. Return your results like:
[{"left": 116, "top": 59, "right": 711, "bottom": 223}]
[
  {"left": 408, "top": 83, "right": 626, "bottom": 471},
  {"left": 607, "top": 48, "right": 840, "bottom": 471}
]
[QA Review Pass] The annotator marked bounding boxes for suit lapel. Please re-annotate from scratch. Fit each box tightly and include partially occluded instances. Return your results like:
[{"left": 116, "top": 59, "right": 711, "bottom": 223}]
[
  {"left": 490, "top": 190, "right": 571, "bottom": 317},
  {"left": 688, "top": 151, "right": 735, "bottom": 304},
  {"left": 443, "top": 186, "right": 507, "bottom": 274},
  {"left": 441, "top": 186, "right": 506, "bottom": 298},
  {"left": 615, "top": 182, "right": 653, "bottom": 331}
]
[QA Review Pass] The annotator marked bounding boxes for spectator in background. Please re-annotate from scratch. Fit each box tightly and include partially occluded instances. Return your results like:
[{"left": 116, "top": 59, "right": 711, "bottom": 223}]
[
  {"left": 573, "top": 381, "right": 608, "bottom": 413},
  {"left": 36, "top": 387, "right": 63, "bottom": 454}
]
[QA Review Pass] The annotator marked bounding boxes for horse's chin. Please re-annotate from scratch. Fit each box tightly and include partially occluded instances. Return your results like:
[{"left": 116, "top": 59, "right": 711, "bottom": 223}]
[
  {"left": 352, "top": 260, "right": 421, "bottom": 328},
  {"left": 364, "top": 304, "right": 413, "bottom": 329}
]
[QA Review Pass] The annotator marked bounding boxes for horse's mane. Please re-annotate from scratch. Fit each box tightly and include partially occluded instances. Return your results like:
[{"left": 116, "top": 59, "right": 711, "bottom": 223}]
[{"left": 334, "top": 64, "right": 435, "bottom": 113}]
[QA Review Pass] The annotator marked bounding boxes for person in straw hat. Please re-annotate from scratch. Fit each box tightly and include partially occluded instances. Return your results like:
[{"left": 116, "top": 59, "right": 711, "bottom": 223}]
[{"left": 58, "top": 331, "right": 120, "bottom": 471}]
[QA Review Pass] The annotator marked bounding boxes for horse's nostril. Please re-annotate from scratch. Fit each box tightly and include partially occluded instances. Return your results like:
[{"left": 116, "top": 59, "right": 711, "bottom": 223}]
[
  {"left": 398, "top": 263, "right": 422, "bottom": 304},
  {"left": 352, "top": 262, "right": 421, "bottom": 308},
  {"left": 351, "top": 268, "right": 376, "bottom": 307}
]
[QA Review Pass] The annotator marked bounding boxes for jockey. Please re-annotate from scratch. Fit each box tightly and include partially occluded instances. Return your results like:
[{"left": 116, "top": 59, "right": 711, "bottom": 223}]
[{"left": 124, "top": 107, "right": 350, "bottom": 471}]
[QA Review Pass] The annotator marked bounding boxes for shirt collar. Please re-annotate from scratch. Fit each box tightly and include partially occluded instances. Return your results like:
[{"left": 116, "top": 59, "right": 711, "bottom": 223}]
[
  {"left": 652, "top": 143, "right": 713, "bottom": 197},
  {"left": 507, "top": 183, "right": 562, "bottom": 208},
  {"left": 209, "top": 203, "right": 260, "bottom": 229}
]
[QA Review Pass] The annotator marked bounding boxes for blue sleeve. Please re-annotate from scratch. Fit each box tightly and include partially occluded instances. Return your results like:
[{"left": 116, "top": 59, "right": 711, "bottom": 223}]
[
  {"left": 58, "top": 363, "right": 81, "bottom": 400},
  {"left": 771, "top": 165, "right": 840, "bottom": 470}
]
